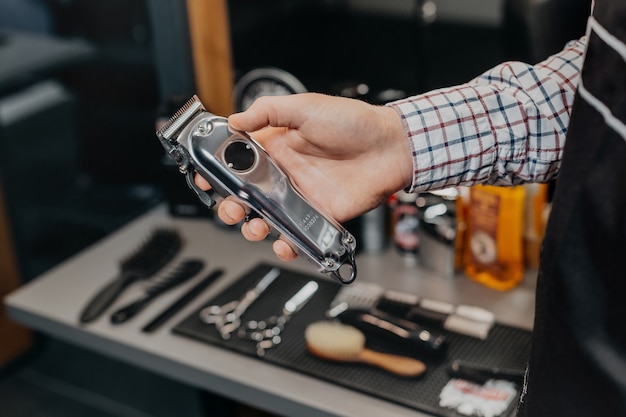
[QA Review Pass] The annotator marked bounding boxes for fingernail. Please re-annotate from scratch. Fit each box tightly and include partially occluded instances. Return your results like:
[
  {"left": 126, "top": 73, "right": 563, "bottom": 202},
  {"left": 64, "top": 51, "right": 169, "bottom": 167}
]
[
  {"left": 248, "top": 220, "right": 266, "bottom": 238},
  {"left": 223, "top": 204, "right": 238, "bottom": 222}
]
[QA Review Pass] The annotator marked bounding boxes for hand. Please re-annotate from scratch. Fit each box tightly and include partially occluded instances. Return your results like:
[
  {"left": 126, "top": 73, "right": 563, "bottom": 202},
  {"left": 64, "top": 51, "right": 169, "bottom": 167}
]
[{"left": 195, "top": 93, "right": 412, "bottom": 261}]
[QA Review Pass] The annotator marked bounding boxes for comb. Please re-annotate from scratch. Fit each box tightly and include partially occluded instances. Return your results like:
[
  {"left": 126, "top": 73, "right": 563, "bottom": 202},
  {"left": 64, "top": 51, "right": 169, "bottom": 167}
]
[
  {"left": 141, "top": 268, "right": 224, "bottom": 333},
  {"left": 79, "top": 227, "right": 183, "bottom": 324},
  {"left": 110, "top": 259, "right": 204, "bottom": 324},
  {"left": 326, "top": 282, "right": 384, "bottom": 318}
]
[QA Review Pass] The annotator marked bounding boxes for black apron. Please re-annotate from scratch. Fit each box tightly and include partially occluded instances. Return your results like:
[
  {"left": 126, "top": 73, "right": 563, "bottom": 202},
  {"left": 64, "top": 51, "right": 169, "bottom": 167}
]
[{"left": 517, "top": 1, "right": 626, "bottom": 416}]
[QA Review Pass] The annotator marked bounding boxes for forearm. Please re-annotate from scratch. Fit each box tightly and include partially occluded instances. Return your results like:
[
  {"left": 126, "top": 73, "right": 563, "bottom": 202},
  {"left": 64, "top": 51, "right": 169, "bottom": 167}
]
[{"left": 388, "top": 38, "right": 586, "bottom": 192}]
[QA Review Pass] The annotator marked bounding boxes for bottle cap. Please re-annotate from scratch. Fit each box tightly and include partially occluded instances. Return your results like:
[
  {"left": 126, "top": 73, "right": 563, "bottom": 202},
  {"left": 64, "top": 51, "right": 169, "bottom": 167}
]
[{"left": 396, "top": 190, "right": 417, "bottom": 203}]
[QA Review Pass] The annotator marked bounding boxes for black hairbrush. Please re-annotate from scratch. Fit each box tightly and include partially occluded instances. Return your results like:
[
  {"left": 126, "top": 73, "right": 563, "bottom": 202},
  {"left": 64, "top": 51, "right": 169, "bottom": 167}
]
[
  {"left": 110, "top": 259, "right": 204, "bottom": 324},
  {"left": 79, "top": 227, "right": 183, "bottom": 324}
]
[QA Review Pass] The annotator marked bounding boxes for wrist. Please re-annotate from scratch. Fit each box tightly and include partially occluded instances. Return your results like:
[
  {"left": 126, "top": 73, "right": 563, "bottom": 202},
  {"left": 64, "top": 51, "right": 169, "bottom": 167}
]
[{"left": 380, "top": 105, "right": 414, "bottom": 192}]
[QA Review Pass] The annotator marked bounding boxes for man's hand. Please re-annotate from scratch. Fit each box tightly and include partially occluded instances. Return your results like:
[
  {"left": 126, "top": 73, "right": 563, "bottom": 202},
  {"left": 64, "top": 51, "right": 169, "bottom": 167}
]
[{"left": 195, "top": 93, "right": 411, "bottom": 261}]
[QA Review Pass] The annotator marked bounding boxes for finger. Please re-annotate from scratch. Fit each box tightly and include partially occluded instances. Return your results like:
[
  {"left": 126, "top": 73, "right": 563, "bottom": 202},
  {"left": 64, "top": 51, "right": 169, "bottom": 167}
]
[
  {"left": 241, "top": 218, "right": 270, "bottom": 241},
  {"left": 217, "top": 200, "right": 246, "bottom": 225},
  {"left": 194, "top": 173, "right": 212, "bottom": 190},
  {"left": 228, "top": 94, "right": 313, "bottom": 132},
  {"left": 273, "top": 239, "right": 298, "bottom": 262},
  {"left": 228, "top": 97, "right": 283, "bottom": 132}
]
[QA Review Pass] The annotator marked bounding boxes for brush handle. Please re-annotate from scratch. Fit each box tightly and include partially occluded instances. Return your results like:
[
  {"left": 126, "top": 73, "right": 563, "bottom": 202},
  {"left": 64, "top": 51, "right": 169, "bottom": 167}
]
[
  {"left": 110, "top": 295, "right": 153, "bottom": 324},
  {"left": 79, "top": 273, "right": 139, "bottom": 324},
  {"left": 359, "top": 349, "right": 427, "bottom": 377},
  {"left": 448, "top": 359, "right": 525, "bottom": 384}
]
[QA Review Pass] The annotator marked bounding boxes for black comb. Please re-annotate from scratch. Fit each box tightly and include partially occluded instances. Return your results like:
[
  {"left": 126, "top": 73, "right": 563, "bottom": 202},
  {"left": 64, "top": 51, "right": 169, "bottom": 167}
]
[
  {"left": 141, "top": 268, "right": 224, "bottom": 333},
  {"left": 79, "top": 227, "right": 183, "bottom": 324},
  {"left": 110, "top": 259, "right": 204, "bottom": 324}
]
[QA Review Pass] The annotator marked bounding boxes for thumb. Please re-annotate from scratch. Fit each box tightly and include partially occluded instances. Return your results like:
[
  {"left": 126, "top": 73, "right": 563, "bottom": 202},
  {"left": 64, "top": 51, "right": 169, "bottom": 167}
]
[{"left": 228, "top": 94, "right": 312, "bottom": 132}]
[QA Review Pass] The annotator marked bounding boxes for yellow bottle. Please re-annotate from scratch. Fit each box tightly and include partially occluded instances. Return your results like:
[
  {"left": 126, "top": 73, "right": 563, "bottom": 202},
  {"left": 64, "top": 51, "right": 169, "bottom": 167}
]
[
  {"left": 464, "top": 184, "right": 525, "bottom": 291},
  {"left": 523, "top": 183, "right": 549, "bottom": 270}
]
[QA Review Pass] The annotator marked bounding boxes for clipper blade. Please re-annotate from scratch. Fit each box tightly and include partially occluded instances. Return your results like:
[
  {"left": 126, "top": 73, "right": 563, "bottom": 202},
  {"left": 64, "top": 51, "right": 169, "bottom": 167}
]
[{"left": 157, "top": 95, "right": 205, "bottom": 141}]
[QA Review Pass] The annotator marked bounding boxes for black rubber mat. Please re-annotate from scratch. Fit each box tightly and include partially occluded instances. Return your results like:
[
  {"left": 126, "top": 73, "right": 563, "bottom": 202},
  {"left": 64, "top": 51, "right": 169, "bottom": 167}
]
[{"left": 173, "top": 263, "right": 531, "bottom": 417}]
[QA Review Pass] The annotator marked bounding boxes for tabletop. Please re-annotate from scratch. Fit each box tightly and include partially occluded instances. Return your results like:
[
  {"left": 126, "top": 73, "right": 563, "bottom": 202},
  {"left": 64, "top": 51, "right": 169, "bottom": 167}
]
[{"left": 4, "top": 204, "right": 537, "bottom": 417}]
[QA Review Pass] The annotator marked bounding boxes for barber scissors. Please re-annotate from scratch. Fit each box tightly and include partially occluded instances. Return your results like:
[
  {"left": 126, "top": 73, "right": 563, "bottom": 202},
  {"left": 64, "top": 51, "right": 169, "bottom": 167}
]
[
  {"left": 239, "top": 280, "right": 319, "bottom": 356},
  {"left": 199, "top": 267, "right": 280, "bottom": 339}
]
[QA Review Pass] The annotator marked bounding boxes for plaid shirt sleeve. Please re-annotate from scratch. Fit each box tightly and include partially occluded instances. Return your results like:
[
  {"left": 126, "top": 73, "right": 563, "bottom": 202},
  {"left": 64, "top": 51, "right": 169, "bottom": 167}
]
[{"left": 387, "top": 38, "right": 586, "bottom": 193}]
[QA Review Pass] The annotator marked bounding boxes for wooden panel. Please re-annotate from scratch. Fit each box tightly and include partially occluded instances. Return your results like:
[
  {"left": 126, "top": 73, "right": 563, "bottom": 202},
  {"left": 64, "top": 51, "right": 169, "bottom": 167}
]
[
  {"left": 0, "top": 183, "right": 32, "bottom": 367},
  {"left": 186, "top": 0, "right": 235, "bottom": 116}
]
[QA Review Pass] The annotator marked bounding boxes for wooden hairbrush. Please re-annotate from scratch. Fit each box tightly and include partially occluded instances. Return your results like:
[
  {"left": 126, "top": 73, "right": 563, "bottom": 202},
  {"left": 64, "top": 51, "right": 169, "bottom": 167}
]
[{"left": 304, "top": 321, "right": 427, "bottom": 378}]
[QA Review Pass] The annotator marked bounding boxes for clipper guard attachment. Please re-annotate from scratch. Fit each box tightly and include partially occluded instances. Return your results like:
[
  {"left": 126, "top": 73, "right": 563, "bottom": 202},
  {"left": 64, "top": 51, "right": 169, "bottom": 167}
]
[{"left": 156, "top": 95, "right": 357, "bottom": 284}]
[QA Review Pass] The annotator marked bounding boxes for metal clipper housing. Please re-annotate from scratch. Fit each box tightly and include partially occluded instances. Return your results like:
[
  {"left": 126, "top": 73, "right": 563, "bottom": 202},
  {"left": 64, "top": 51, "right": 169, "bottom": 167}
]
[{"left": 156, "top": 95, "right": 357, "bottom": 283}]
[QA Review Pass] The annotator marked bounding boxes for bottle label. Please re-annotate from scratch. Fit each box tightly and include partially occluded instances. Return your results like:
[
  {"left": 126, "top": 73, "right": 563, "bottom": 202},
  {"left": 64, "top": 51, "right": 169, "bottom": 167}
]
[
  {"left": 469, "top": 190, "right": 499, "bottom": 265},
  {"left": 393, "top": 204, "right": 420, "bottom": 253}
]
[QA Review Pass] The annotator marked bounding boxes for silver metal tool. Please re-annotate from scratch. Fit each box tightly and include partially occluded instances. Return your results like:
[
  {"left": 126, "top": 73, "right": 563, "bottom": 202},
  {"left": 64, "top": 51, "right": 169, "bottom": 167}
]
[
  {"left": 199, "top": 267, "right": 280, "bottom": 339},
  {"left": 156, "top": 95, "right": 357, "bottom": 284},
  {"left": 239, "top": 280, "right": 319, "bottom": 356}
]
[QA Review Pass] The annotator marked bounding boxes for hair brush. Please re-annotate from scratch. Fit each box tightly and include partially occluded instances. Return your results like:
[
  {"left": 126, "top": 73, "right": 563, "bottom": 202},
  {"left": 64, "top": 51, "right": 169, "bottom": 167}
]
[
  {"left": 304, "top": 321, "right": 427, "bottom": 378},
  {"left": 79, "top": 227, "right": 183, "bottom": 324},
  {"left": 110, "top": 258, "right": 204, "bottom": 324}
]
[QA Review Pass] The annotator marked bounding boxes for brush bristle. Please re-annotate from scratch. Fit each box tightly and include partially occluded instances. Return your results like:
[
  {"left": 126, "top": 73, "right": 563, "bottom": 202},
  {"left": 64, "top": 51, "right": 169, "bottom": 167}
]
[
  {"left": 305, "top": 321, "right": 365, "bottom": 360},
  {"left": 120, "top": 228, "right": 182, "bottom": 275},
  {"left": 147, "top": 259, "right": 204, "bottom": 293}
]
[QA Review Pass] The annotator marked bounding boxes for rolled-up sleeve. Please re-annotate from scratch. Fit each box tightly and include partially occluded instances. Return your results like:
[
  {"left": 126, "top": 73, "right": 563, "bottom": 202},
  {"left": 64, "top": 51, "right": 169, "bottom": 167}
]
[{"left": 387, "top": 38, "right": 586, "bottom": 193}]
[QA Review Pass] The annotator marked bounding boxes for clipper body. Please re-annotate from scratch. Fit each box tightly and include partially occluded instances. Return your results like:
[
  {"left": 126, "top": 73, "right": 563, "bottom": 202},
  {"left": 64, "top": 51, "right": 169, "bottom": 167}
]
[{"left": 157, "top": 96, "right": 357, "bottom": 283}]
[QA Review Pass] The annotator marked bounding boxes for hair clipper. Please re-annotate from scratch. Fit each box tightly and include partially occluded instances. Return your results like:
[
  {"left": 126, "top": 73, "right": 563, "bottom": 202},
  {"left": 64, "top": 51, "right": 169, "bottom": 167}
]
[{"left": 156, "top": 95, "right": 357, "bottom": 283}]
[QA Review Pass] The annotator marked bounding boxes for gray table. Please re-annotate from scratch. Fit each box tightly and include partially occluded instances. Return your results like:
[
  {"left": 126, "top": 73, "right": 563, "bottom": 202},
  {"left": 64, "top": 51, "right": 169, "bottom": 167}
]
[{"left": 4, "top": 204, "right": 536, "bottom": 417}]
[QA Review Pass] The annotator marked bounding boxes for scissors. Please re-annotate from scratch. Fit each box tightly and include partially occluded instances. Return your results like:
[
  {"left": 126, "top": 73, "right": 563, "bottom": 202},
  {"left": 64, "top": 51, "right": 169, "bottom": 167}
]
[
  {"left": 199, "top": 267, "right": 280, "bottom": 339},
  {"left": 239, "top": 280, "right": 319, "bottom": 356}
]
